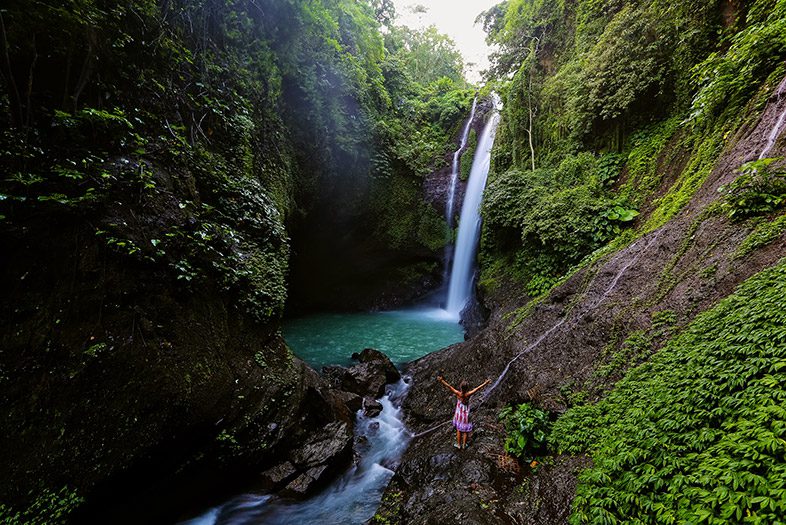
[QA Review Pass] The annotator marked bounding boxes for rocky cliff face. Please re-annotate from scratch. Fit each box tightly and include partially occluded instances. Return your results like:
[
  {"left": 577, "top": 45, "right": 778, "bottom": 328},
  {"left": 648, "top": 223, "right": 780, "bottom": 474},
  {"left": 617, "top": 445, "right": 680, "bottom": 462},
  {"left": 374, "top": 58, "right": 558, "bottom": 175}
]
[
  {"left": 422, "top": 97, "right": 495, "bottom": 221},
  {"left": 374, "top": 78, "right": 786, "bottom": 524},
  {"left": 0, "top": 156, "right": 360, "bottom": 523}
]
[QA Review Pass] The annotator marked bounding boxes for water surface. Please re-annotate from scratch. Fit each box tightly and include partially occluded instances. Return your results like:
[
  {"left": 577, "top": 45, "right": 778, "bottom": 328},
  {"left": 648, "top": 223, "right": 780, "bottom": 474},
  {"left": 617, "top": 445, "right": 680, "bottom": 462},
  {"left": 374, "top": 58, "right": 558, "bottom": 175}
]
[{"left": 283, "top": 308, "right": 464, "bottom": 369}]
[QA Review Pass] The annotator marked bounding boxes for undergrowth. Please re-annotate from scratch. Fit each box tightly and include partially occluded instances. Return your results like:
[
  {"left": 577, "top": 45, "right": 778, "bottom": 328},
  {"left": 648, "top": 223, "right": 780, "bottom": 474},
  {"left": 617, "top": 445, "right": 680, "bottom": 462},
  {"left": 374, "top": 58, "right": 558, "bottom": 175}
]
[
  {"left": 733, "top": 212, "right": 786, "bottom": 259},
  {"left": 550, "top": 258, "right": 786, "bottom": 524}
]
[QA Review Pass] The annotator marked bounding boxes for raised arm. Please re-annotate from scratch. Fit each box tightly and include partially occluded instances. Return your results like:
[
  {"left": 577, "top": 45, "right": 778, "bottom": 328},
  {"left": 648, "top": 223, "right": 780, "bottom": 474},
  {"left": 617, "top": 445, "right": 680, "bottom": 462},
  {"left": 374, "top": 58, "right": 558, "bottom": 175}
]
[
  {"left": 437, "top": 375, "right": 460, "bottom": 395},
  {"left": 467, "top": 378, "right": 491, "bottom": 396}
]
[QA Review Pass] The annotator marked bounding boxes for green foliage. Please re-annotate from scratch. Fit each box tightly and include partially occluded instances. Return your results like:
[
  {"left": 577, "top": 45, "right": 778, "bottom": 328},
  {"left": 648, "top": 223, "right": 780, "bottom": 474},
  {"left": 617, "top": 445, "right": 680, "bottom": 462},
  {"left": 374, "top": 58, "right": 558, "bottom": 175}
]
[
  {"left": 596, "top": 153, "right": 624, "bottom": 186},
  {"left": 733, "top": 212, "right": 786, "bottom": 259},
  {"left": 550, "top": 259, "right": 786, "bottom": 524},
  {"left": 384, "top": 25, "right": 465, "bottom": 85},
  {"left": 592, "top": 203, "right": 639, "bottom": 244},
  {"left": 719, "top": 158, "right": 786, "bottom": 220},
  {"left": 482, "top": 153, "right": 640, "bottom": 294},
  {"left": 643, "top": 123, "right": 727, "bottom": 232},
  {"left": 460, "top": 129, "right": 478, "bottom": 181},
  {"left": 690, "top": 0, "right": 786, "bottom": 122},
  {"left": 369, "top": 174, "right": 447, "bottom": 252},
  {"left": 571, "top": 5, "right": 668, "bottom": 137},
  {"left": 594, "top": 330, "right": 652, "bottom": 380},
  {"left": 619, "top": 117, "right": 681, "bottom": 205},
  {"left": 0, "top": 487, "right": 83, "bottom": 525},
  {"left": 499, "top": 403, "right": 552, "bottom": 461}
]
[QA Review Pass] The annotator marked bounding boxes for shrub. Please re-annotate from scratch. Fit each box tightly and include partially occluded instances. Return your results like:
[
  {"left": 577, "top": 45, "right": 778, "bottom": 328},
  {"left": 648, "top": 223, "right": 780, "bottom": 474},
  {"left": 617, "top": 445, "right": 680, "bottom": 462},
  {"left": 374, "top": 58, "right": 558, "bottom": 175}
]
[
  {"left": 499, "top": 402, "right": 552, "bottom": 461},
  {"left": 719, "top": 158, "right": 786, "bottom": 220}
]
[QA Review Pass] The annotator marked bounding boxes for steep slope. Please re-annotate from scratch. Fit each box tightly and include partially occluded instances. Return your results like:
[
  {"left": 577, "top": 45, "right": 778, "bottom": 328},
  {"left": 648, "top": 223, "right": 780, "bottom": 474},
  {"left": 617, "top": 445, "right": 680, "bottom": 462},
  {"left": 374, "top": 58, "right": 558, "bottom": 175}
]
[
  {"left": 374, "top": 72, "right": 786, "bottom": 525},
  {"left": 374, "top": 0, "right": 786, "bottom": 516}
]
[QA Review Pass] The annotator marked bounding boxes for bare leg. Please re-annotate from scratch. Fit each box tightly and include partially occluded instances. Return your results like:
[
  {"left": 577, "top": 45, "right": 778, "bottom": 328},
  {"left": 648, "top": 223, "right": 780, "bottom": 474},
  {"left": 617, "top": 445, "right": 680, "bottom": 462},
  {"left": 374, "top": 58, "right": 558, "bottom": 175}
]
[
  {"left": 461, "top": 432, "right": 468, "bottom": 449},
  {"left": 455, "top": 429, "right": 461, "bottom": 448}
]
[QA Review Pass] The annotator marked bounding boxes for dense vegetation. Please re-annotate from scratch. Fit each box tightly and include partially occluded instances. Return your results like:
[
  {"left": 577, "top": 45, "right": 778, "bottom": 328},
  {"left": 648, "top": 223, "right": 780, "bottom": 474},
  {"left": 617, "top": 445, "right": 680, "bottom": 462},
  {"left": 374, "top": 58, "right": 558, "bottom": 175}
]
[
  {"left": 0, "top": 0, "right": 474, "bottom": 319},
  {"left": 479, "top": 1, "right": 786, "bottom": 523},
  {"left": 550, "top": 258, "right": 786, "bottom": 524},
  {"left": 477, "top": 0, "right": 786, "bottom": 298},
  {"left": 0, "top": 0, "right": 474, "bottom": 521}
]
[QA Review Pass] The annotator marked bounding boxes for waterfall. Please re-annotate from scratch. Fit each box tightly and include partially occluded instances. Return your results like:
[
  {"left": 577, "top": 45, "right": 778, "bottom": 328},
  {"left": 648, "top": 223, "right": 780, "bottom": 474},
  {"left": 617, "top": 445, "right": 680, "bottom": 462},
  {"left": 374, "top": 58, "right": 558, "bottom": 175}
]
[
  {"left": 758, "top": 75, "right": 786, "bottom": 159},
  {"left": 443, "top": 98, "right": 478, "bottom": 285},
  {"left": 445, "top": 97, "right": 501, "bottom": 318},
  {"left": 445, "top": 97, "right": 478, "bottom": 229}
]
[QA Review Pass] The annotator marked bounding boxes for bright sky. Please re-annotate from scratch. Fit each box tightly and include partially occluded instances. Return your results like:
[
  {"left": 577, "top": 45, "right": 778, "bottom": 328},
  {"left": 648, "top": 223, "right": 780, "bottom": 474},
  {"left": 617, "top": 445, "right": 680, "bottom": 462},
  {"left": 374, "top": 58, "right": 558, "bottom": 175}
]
[{"left": 392, "top": 0, "right": 501, "bottom": 84}]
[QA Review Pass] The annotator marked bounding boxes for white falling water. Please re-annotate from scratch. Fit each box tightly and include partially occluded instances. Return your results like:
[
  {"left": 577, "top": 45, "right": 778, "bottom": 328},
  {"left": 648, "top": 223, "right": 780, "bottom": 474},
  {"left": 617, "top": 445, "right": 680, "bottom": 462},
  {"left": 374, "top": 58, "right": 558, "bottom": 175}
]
[
  {"left": 443, "top": 98, "right": 478, "bottom": 285},
  {"left": 445, "top": 97, "right": 478, "bottom": 229},
  {"left": 758, "top": 75, "right": 786, "bottom": 160},
  {"left": 445, "top": 98, "right": 501, "bottom": 318}
]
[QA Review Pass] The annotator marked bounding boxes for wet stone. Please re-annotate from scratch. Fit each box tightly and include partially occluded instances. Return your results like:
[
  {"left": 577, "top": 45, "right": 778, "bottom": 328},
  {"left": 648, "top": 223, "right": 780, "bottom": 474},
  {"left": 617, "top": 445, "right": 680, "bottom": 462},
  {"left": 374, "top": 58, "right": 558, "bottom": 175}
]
[
  {"left": 362, "top": 397, "right": 383, "bottom": 418},
  {"left": 259, "top": 461, "right": 297, "bottom": 490}
]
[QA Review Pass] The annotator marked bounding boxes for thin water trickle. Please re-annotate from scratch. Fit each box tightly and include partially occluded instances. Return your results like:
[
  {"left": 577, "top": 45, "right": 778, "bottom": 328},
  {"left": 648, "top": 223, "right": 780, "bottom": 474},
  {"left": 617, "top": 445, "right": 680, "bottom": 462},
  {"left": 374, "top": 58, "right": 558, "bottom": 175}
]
[
  {"left": 758, "top": 76, "right": 786, "bottom": 159},
  {"left": 479, "top": 230, "right": 663, "bottom": 404},
  {"left": 445, "top": 97, "right": 478, "bottom": 230},
  {"left": 445, "top": 96, "right": 501, "bottom": 317}
]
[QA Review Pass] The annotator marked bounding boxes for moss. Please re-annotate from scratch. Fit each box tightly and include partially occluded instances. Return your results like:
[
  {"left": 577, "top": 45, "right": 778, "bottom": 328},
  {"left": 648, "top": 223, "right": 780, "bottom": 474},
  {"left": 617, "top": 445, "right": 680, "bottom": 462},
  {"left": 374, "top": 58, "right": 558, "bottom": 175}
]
[
  {"left": 460, "top": 128, "right": 478, "bottom": 181},
  {"left": 620, "top": 117, "right": 681, "bottom": 206},
  {"left": 371, "top": 173, "right": 448, "bottom": 253},
  {"left": 733, "top": 212, "right": 786, "bottom": 260},
  {"left": 643, "top": 127, "right": 725, "bottom": 232},
  {"left": 0, "top": 486, "right": 83, "bottom": 525},
  {"left": 371, "top": 489, "right": 403, "bottom": 525}
]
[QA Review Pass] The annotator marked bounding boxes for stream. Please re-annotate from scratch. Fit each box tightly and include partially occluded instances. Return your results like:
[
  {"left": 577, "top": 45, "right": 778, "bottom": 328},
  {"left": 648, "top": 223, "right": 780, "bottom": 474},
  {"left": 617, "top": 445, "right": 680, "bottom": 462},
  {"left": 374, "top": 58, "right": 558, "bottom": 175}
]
[
  {"left": 179, "top": 308, "right": 462, "bottom": 525},
  {"left": 179, "top": 98, "right": 501, "bottom": 525}
]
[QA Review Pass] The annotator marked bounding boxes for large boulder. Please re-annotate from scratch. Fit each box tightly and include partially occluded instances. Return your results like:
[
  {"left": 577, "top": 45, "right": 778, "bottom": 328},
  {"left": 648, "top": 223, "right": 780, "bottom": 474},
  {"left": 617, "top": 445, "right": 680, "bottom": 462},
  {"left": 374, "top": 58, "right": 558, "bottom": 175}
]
[{"left": 323, "top": 348, "right": 401, "bottom": 398}]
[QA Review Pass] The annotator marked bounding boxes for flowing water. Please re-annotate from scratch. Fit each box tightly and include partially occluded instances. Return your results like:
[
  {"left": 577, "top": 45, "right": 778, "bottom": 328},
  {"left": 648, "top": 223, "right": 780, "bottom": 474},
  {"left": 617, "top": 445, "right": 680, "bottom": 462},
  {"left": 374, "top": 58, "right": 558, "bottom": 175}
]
[
  {"left": 445, "top": 97, "right": 502, "bottom": 317},
  {"left": 445, "top": 97, "right": 478, "bottom": 230},
  {"left": 443, "top": 97, "right": 478, "bottom": 283},
  {"left": 182, "top": 381, "right": 411, "bottom": 525},
  {"left": 758, "top": 75, "right": 786, "bottom": 160},
  {"left": 179, "top": 308, "right": 461, "bottom": 525}
]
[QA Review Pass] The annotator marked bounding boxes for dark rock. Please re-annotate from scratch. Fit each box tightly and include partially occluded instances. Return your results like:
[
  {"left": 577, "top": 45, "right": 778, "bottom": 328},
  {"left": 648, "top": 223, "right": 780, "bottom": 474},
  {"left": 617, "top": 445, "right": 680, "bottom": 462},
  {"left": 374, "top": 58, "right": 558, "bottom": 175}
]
[
  {"left": 259, "top": 461, "right": 297, "bottom": 491},
  {"left": 322, "top": 349, "right": 400, "bottom": 398},
  {"left": 333, "top": 389, "right": 363, "bottom": 413},
  {"left": 289, "top": 421, "right": 353, "bottom": 470},
  {"left": 362, "top": 397, "right": 383, "bottom": 418},
  {"left": 280, "top": 465, "right": 329, "bottom": 498},
  {"left": 353, "top": 348, "right": 401, "bottom": 382},
  {"left": 459, "top": 295, "right": 489, "bottom": 340}
]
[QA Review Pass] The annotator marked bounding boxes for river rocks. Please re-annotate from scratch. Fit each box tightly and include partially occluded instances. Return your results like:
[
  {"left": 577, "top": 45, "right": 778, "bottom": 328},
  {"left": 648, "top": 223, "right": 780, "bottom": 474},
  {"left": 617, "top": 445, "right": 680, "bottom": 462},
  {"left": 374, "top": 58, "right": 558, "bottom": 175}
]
[
  {"left": 362, "top": 397, "right": 383, "bottom": 418},
  {"left": 333, "top": 389, "right": 364, "bottom": 413},
  {"left": 280, "top": 466, "right": 330, "bottom": 498},
  {"left": 323, "top": 348, "right": 400, "bottom": 399},
  {"left": 259, "top": 461, "right": 298, "bottom": 490}
]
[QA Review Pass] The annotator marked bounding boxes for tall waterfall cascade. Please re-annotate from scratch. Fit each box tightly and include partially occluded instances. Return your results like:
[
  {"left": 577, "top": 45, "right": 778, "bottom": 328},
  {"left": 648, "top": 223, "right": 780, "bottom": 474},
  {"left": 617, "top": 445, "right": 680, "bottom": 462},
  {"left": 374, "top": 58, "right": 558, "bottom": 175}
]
[
  {"left": 443, "top": 98, "right": 478, "bottom": 284},
  {"left": 445, "top": 97, "right": 478, "bottom": 229},
  {"left": 445, "top": 95, "right": 502, "bottom": 318}
]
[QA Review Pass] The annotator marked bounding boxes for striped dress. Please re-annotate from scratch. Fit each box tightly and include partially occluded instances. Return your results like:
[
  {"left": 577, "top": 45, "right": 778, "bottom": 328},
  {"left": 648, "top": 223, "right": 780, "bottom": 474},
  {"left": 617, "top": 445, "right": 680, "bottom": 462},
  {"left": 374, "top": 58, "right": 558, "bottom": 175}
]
[{"left": 453, "top": 398, "right": 473, "bottom": 432}]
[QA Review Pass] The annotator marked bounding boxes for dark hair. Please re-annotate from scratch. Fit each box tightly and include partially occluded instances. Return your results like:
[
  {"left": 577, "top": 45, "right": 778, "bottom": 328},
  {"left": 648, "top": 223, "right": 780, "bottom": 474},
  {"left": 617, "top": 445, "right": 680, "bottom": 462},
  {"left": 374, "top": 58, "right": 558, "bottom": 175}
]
[{"left": 460, "top": 381, "right": 468, "bottom": 395}]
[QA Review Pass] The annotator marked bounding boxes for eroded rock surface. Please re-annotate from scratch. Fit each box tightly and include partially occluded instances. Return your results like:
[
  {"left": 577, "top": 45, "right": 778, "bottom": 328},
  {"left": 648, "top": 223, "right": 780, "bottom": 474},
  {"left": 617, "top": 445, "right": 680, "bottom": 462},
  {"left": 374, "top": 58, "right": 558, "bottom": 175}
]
[{"left": 375, "top": 77, "right": 786, "bottom": 525}]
